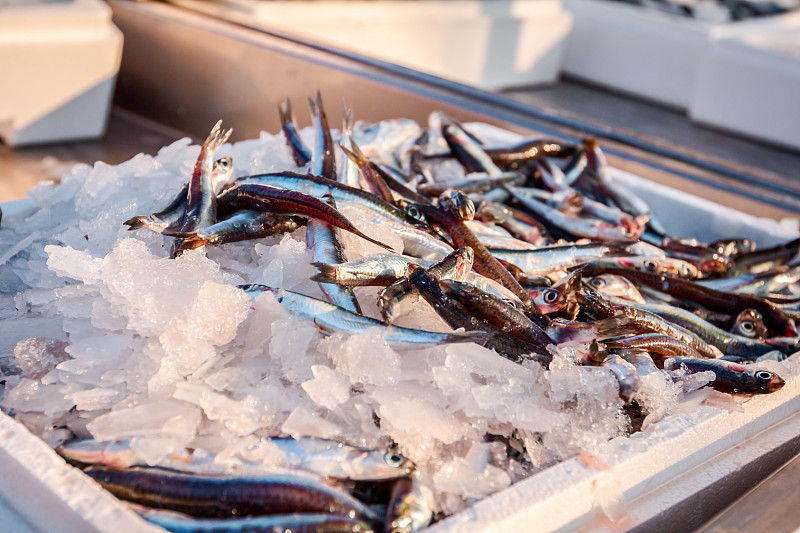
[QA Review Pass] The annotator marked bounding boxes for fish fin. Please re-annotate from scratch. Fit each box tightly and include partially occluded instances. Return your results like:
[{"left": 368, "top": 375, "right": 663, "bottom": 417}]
[
  {"left": 175, "top": 234, "right": 208, "bottom": 250},
  {"left": 357, "top": 230, "right": 398, "bottom": 253},
  {"left": 444, "top": 330, "right": 491, "bottom": 345},
  {"left": 594, "top": 315, "right": 634, "bottom": 341},
  {"left": 311, "top": 262, "right": 338, "bottom": 284}
]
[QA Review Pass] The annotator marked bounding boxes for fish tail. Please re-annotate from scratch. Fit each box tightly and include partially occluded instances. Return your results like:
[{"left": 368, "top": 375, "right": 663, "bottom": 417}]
[
  {"left": 311, "top": 262, "right": 339, "bottom": 283},
  {"left": 278, "top": 98, "right": 292, "bottom": 125},
  {"left": 206, "top": 119, "right": 233, "bottom": 150},
  {"left": 443, "top": 330, "right": 491, "bottom": 345},
  {"left": 123, "top": 216, "right": 147, "bottom": 230},
  {"left": 176, "top": 233, "right": 209, "bottom": 250}
]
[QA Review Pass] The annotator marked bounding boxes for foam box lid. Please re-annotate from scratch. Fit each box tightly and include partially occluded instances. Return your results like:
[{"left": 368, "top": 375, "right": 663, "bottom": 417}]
[{"left": 0, "top": 0, "right": 112, "bottom": 35}]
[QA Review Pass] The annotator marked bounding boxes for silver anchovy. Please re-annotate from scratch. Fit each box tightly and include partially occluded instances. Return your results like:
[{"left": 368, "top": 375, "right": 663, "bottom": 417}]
[
  {"left": 239, "top": 284, "right": 484, "bottom": 348},
  {"left": 489, "top": 242, "right": 629, "bottom": 275}
]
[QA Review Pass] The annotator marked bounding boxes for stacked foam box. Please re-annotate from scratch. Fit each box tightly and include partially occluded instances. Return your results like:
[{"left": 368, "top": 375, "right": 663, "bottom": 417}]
[
  {"left": 222, "top": 0, "right": 573, "bottom": 89},
  {"left": 0, "top": 0, "right": 123, "bottom": 146},
  {"left": 1, "top": 168, "right": 798, "bottom": 533},
  {"left": 562, "top": 0, "right": 800, "bottom": 149}
]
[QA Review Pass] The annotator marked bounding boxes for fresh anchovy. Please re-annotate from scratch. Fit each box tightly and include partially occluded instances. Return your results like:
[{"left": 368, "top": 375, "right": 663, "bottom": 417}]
[
  {"left": 60, "top": 437, "right": 413, "bottom": 482},
  {"left": 603, "top": 333, "right": 704, "bottom": 359},
  {"left": 308, "top": 193, "right": 361, "bottom": 313},
  {"left": 489, "top": 242, "right": 629, "bottom": 276},
  {"left": 439, "top": 116, "right": 505, "bottom": 176},
  {"left": 580, "top": 197, "right": 645, "bottom": 239},
  {"left": 601, "top": 354, "right": 639, "bottom": 401},
  {"left": 83, "top": 465, "right": 381, "bottom": 521},
  {"left": 240, "top": 284, "right": 483, "bottom": 348},
  {"left": 581, "top": 138, "right": 665, "bottom": 235},
  {"left": 732, "top": 309, "right": 768, "bottom": 339},
  {"left": 663, "top": 357, "right": 785, "bottom": 394},
  {"left": 578, "top": 289, "right": 722, "bottom": 359},
  {"left": 418, "top": 201, "right": 536, "bottom": 312},
  {"left": 505, "top": 186, "right": 635, "bottom": 242},
  {"left": 234, "top": 172, "right": 447, "bottom": 257},
  {"left": 378, "top": 248, "right": 474, "bottom": 321},
  {"left": 440, "top": 279, "right": 553, "bottom": 361},
  {"left": 475, "top": 202, "right": 545, "bottom": 246},
  {"left": 173, "top": 210, "right": 303, "bottom": 250},
  {"left": 308, "top": 92, "right": 337, "bottom": 181},
  {"left": 279, "top": 98, "right": 312, "bottom": 167},
  {"left": 585, "top": 274, "right": 646, "bottom": 303},
  {"left": 340, "top": 140, "right": 395, "bottom": 203},
  {"left": 561, "top": 149, "right": 590, "bottom": 188},
  {"left": 508, "top": 186, "right": 582, "bottom": 214},
  {"left": 588, "top": 256, "right": 701, "bottom": 279},
  {"left": 181, "top": 120, "right": 232, "bottom": 233},
  {"left": 731, "top": 236, "right": 800, "bottom": 275},
  {"left": 418, "top": 173, "right": 522, "bottom": 197},
  {"left": 483, "top": 139, "right": 575, "bottom": 170},
  {"left": 471, "top": 232, "right": 538, "bottom": 251},
  {"left": 123, "top": 158, "right": 233, "bottom": 233},
  {"left": 658, "top": 238, "right": 734, "bottom": 276},
  {"left": 601, "top": 294, "right": 798, "bottom": 358},
  {"left": 580, "top": 265, "right": 798, "bottom": 337},
  {"left": 695, "top": 267, "right": 799, "bottom": 295},
  {"left": 313, "top": 253, "right": 431, "bottom": 287},
  {"left": 137, "top": 508, "right": 374, "bottom": 533},
  {"left": 406, "top": 266, "right": 546, "bottom": 360},
  {"left": 214, "top": 183, "right": 394, "bottom": 252},
  {"left": 385, "top": 477, "right": 434, "bottom": 533}
]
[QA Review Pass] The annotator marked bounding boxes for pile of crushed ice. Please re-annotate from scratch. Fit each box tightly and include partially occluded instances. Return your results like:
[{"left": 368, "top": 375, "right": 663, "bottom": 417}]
[{"left": 0, "top": 120, "right": 795, "bottom": 517}]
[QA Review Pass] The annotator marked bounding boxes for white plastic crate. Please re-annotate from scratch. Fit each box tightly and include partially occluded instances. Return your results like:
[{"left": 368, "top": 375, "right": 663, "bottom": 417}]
[
  {"left": 1, "top": 168, "right": 798, "bottom": 532},
  {"left": 562, "top": 0, "right": 717, "bottom": 108},
  {"left": 220, "top": 0, "right": 573, "bottom": 90},
  {"left": 0, "top": 0, "right": 123, "bottom": 146},
  {"left": 689, "top": 13, "right": 800, "bottom": 150}
]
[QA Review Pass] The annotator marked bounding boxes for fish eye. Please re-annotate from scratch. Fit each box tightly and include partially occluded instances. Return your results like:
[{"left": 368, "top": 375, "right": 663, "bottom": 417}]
[
  {"left": 741, "top": 321, "right": 754, "bottom": 332},
  {"left": 384, "top": 452, "right": 405, "bottom": 468},
  {"left": 543, "top": 289, "right": 559, "bottom": 304},
  {"left": 584, "top": 288, "right": 598, "bottom": 297},
  {"left": 589, "top": 278, "right": 605, "bottom": 288},
  {"left": 644, "top": 260, "right": 657, "bottom": 272},
  {"left": 406, "top": 206, "right": 420, "bottom": 219},
  {"left": 755, "top": 370, "right": 773, "bottom": 382}
]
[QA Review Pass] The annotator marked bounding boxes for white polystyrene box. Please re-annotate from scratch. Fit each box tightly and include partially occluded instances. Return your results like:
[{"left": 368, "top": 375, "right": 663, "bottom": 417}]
[
  {"left": 220, "top": 0, "right": 573, "bottom": 89},
  {"left": 1, "top": 168, "right": 799, "bottom": 532},
  {"left": 562, "top": 0, "right": 716, "bottom": 108},
  {"left": 689, "top": 13, "right": 800, "bottom": 150},
  {"left": 0, "top": 0, "right": 123, "bottom": 146}
]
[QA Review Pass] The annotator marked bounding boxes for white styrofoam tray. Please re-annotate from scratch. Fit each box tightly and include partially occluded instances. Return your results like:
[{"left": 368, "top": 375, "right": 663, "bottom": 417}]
[
  {"left": 689, "top": 13, "right": 800, "bottom": 150},
  {"left": 216, "top": 0, "right": 573, "bottom": 90},
  {"left": 1, "top": 168, "right": 799, "bottom": 532},
  {"left": 0, "top": 0, "right": 123, "bottom": 146}
]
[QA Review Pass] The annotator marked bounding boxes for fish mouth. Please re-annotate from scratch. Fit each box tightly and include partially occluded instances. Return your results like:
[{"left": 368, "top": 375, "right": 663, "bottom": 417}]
[{"left": 766, "top": 375, "right": 786, "bottom": 392}]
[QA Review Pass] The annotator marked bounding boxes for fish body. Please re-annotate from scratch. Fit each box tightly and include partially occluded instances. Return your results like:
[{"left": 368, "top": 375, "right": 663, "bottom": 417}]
[
  {"left": 664, "top": 357, "right": 785, "bottom": 394},
  {"left": 83, "top": 465, "right": 380, "bottom": 521},
  {"left": 173, "top": 210, "right": 302, "bottom": 250},
  {"left": 601, "top": 354, "right": 639, "bottom": 401},
  {"left": 308, "top": 92, "right": 337, "bottom": 181},
  {"left": 241, "top": 284, "right": 481, "bottom": 348},
  {"left": 138, "top": 508, "right": 374, "bottom": 533},
  {"left": 216, "top": 183, "right": 393, "bottom": 252},
  {"left": 181, "top": 120, "right": 232, "bottom": 233},
  {"left": 490, "top": 242, "right": 627, "bottom": 276},
  {"left": 604, "top": 333, "right": 703, "bottom": 359}
]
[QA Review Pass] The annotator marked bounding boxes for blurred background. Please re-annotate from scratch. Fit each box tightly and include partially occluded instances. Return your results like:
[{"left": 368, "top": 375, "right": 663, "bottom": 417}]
[{"left": 1, "top": 0, "right": 799, "bottom": 220}]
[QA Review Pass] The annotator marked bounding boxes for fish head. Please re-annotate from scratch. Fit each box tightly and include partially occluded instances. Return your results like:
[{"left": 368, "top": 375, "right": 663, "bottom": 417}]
[
  {"left": 532, "top": 287, "right": 565, "bottom": 314},
  {"left": 237, "top": 284, "right": 283, "bottom": 302},
  {"left": 734, "top": 309, "right": 767, "bottom": 339},
  {"left": 438, "top": 190, "right": 475, "bottom": 221},
  {"left": 382, "top": 450, "right": 416, "bottom": 475},
  {"left": 453, "top": 247, "right": 474, "bottom": 280},
  {"left": 752, "top": 368, "right": 785, "bottom": 393},
  {"left": 699, "top": 254, "right": 733, "bottom": 275}
]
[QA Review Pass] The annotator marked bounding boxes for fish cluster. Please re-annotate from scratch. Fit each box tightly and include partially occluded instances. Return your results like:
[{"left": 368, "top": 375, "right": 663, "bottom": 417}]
[{"left": 0, "top": 92, "right": 797, "bottom": 532}]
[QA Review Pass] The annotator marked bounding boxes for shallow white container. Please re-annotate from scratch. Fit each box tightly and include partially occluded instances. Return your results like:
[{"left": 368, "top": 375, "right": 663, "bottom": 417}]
[
  {"left": 1, "top": 169, "right": 799, "bottom": 532},
  {"left": 221, "top": 0, "right": 573, "bottom": 89},
  {"left": 689, "top": 13, "right": 800, "bottom": 150},
  {"left": 0, "top": 0, "right": 123, "bottom": 146}
]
